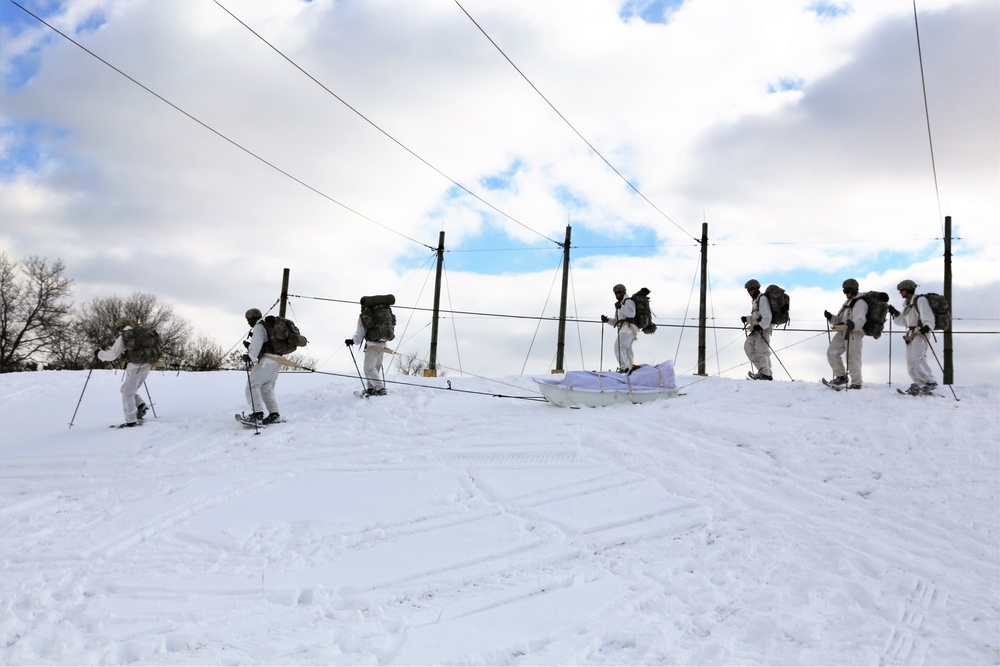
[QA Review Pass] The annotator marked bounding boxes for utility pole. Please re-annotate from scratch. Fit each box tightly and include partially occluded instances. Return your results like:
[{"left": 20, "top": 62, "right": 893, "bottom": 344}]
[
  {"left": 279, "top": 268, "right": 290, "bottom": 317},
  {"left": 943, "top": 215, "right": 953, "bottom": 384},
  {"left": 426, "top": 231, "right": 445, "bottom": 377},
  {"left": 554, "top": 225, "right": 571, "bottom": 373},
  {"left": 697, "top": 222, "right": 708, "bottom": 376}
]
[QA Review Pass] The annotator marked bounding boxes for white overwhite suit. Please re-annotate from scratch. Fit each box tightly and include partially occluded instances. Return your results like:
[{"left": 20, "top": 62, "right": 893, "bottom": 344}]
[{"left": 893, "top": 295, "right": 937, "bottom": 387}]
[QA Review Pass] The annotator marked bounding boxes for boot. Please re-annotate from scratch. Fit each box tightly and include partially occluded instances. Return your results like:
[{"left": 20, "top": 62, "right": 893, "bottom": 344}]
[{"left": 262, "top": 412, "right": 281, "bottom": 424}]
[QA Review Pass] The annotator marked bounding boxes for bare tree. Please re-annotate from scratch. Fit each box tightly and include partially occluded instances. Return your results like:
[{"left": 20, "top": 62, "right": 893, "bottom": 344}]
[
  {"left": 0, "top": 253, "right": 75, "bottom": 372},
  {"left": 394, "top": 350, "right": 443, "bottom": 376},
  {"left": 183, "top": 334, "right": 226, "bottom": 371},
  {"left": 76, "top": 292, "right": 193, "bottom": 365}
]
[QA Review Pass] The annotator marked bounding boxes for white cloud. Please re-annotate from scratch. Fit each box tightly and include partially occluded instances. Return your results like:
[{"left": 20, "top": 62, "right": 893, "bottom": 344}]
[{"left": 0, "top": 0, "right": 996, "bottom": 383}]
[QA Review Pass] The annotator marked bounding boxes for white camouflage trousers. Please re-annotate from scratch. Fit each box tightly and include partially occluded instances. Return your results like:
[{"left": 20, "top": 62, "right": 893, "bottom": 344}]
[
  {"left": 120, "top": 363, "right": 151, "bottom": 423},
  {"left": 905, "top": 332, "right": 936, "bottom": 385},
  {"left": 246, "top": 357, "right": 280, "bottom": 415},
  {"left": 363, "top": 344, "right": 386, "bottom": 390},
  {"left": 744, "top": 328, "right": 772, "bottom": 376},
  {"left": 614, "top": 324, "right": 637, "bottom": 371},
  {"left": 827, "top": 330, "right": 864, "bottom": 385}
]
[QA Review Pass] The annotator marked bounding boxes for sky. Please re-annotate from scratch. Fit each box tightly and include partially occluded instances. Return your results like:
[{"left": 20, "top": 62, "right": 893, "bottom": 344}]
[
  {"left": 1, "top": 0, "right": 998, "bottom": 383},
  {"left": 1, "top": 369, "right": 997, "bottom": 664}
]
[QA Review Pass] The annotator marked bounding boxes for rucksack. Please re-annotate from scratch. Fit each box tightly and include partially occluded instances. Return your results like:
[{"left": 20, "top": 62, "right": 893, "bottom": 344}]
[
  {"left": 852, "top": 291, "right": 890, "bottom": 339},
  {"left": 763, "top": 285, "right": 790, "bottom": 327},
  {"left": 360, "top": 294, "right": 396, "bottom": 341},
  {"left": 262, "top": 315, "right": 308, "bottom": 355},
  {"left": 916, "top": 293, "right": 951, "bottom": 331},
  {"left": 628, "top": 288, "right": 657, "bottom": 335},
  {"left": 122, "top": 325, "right": 162, "bottom": 365}
]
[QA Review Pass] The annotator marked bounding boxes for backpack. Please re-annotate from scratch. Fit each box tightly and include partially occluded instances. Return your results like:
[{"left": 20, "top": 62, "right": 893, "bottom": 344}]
[
  {"left": 852, "top": 291, "right": 890, "bottom": 339},
  {"left": 628, "top": 288, "right": 657, "bottom": 335},
  {"left": 122, "top": 325, "right": 162, "bottom": 365},
  {"left": 916, "top": 293, "right": 951, "bottom": 331},
  {"left": 360, "top": 294, "right": 396, "bottom": 341},
  {"left": 763, "top": 285, "right": 790, "bottom": 327},
  {"left": 262, "top": 315, "right": 308, "bottom": 355}
]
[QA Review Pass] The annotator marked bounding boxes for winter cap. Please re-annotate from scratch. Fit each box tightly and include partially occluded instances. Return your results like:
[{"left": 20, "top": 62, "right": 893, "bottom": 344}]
[
  {"left": 744, "top": 279, "right": 761, "bottom": 291},
  {"left": 114, "top": 317, "right": 131, "bottom": 330},
  {"left": 613, "top": 284, "right": 627, "bottom": 294},
  {"left": 842, "top": 278, "right": 859, "bottom": 292},
  {"left": 896, "top": 279, "right": 917, "bottom": 292},
  {"left": 245, "top": 308, "right": 262, "bottom": 320}
]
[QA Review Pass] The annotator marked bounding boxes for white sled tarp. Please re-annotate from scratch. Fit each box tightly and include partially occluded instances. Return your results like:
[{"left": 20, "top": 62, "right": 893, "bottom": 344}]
[{"left": 534, "top": 361, "right": 678, "bottom": 408}]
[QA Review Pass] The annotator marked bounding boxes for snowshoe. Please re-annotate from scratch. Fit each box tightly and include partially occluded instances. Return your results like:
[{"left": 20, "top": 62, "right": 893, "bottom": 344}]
[{"left": 235, "top": 412, "right": 266, "bottom": 428}]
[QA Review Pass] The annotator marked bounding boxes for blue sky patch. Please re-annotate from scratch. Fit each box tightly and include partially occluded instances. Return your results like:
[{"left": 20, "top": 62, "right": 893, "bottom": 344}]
[
  {"left": 0, "top": 122, "right": 66, "bottom": 175},
  {"left": 618, "top": 0, "right": 685, "bottom": 25},
  {"left": 397, "top": 224, "right": 661, "bottom": 276},
  {"left": 480, "top": 159, "right": 523, "bottom": 191},
  {"left": 767, "top": 78, "right": 804, "bottom": 94},
  {"left": 759, "top": 245, "right": 941, "bottom": 293},
  {"left": 1, "top": 2, "right": 49, "bottom": 90},
  {"left": 809, "top": 2, "right": 852, "bottom": 20}
]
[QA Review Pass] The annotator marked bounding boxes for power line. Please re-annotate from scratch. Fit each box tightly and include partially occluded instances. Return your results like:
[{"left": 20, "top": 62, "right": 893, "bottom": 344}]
[
  {"left": 912, "top": 0, "right": 945, "bottom": 234},
  {"left": 8, "top": 0, "right": 434, "bottom": 251},
  {"left": 213, "top": 0, "right": 561, "bottom": 247},
  {"left": 453, "top": 0, "right": 698, "bottom": 244}
]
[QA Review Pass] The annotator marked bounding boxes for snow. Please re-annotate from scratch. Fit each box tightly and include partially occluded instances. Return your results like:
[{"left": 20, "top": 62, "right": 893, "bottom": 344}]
[{"left": 1, "top": 367, "right": 998, "bottom": 665}]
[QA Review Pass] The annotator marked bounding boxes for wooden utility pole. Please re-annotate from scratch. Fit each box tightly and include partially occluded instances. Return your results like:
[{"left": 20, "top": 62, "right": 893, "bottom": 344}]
[
  {"left": 553, "top": 225, "right": 571, "bottom": 374},
  {"left": 697, "top": 222, "right": 708, "bottom": 376},
  {"left": 425, "top": 231, "right": 445, "bottom": 377},
  {"left": 279, "top": 268, "right": 290, "bottom": 317},
  {"left": 943, "top": 215, "right": 953, "bottom": 384}
]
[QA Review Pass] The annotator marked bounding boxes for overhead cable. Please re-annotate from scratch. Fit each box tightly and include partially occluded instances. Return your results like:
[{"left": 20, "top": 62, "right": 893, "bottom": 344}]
[
  {"left": 214, "top": 0, "right": 561, "bottom": 247},
  {"left": 9, "top": 0, "right": 433, "bottom": 251},
  {"left": 911, "top": 0, "right": 945, "bottom": 234},
  {"left": 454, "top": 0, "right": 698, "bottom": 244}
]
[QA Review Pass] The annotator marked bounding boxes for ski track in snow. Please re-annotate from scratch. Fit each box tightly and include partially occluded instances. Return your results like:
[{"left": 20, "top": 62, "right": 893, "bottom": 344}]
[{"left": 0, "top": 370, "right": 997, "bottom": 665}]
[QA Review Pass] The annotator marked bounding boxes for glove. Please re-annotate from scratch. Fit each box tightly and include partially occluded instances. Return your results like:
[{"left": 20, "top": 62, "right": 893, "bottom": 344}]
[
  {"left": 845, "top": 320, "right": 855, "bottom": 331},
  {"left": 752, "top": 325, "right": 762, "bottom": 334},
  {"left": 824, "top": 310, "right": 833, "bottom": 321},
  {"left": 242, "top": 340, "right": 251, "bottom": 349},
  {"left": 888, "top": 305, "right": 900, "bottom": 317},
  {"left": 920, "top": 324, "right": 930, "bottom": 335},
  {"left": 600, "top": 315, "right": 609, "bottom": 323},
  {"left": 345, "top": 338, "right": 354, "bottom": 346},
  {"left": 740, "top": 316, "right": 748, "bottom": 324},
  {"left": 241, "top": 354, "right": 252, "bottom": 364}
]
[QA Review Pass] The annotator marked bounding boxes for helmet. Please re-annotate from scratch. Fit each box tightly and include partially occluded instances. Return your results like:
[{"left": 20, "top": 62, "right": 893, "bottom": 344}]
[
  {"left": 842, "top": 278, "right": 859, "bottom": 293},
  {"left": 896, "top": 279, "right": 917, "bottom": 292},
  {"left": 245, "top": 308, "right": 262, "bottom": 320},
  {"left": 114, "top": 317, "right": 131, "bottom": 330},
  {"left": 744, "top": 279, "right": 760, "bottom": 291},
  {"left": 612, "top": 283, "right": 627, "bottom": 294}
]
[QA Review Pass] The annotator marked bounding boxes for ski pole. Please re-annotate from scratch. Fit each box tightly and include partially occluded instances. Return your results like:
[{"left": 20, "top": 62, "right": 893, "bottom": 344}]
[
  {"left": 844, "top": 327, "right": 851, "bottom": 391},
  {"left": 888, "top": 318, "right": 893, "bottom": 386},
  {"left": 759, "top": 330, "right": 794, "bottom": 381},
  {"left": 143, "top": 381, "right": 158, "bottom": 418},
  {"left": 920, "top": 330, "right": 960, "bottom": 402},
  {"left": 599, "top": 323, "right": 604, "bottom": 372},
  {"left": 346, "top": 343, "right": 368, "bottom": 394},
  {"left": 244, "top": 360, "right": 260, "bottom": 435},
  {"left": 69, "top": 367, "right": 94, "bottom": 429}
]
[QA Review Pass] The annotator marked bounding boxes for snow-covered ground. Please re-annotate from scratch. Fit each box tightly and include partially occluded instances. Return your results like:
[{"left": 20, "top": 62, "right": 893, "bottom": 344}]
[{"left": 1, "top": 366, "right": 997, "bottom": 665}]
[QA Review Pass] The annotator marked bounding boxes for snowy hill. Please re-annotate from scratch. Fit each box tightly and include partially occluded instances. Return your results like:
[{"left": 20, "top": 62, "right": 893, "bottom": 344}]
[{"left": 1, "top": 368, "right": 997, "bottom": 665}]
